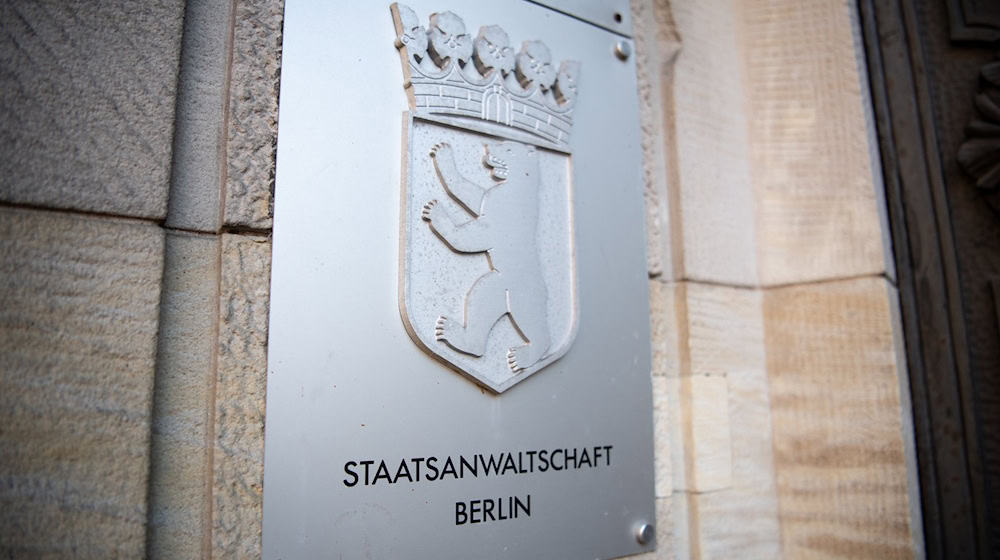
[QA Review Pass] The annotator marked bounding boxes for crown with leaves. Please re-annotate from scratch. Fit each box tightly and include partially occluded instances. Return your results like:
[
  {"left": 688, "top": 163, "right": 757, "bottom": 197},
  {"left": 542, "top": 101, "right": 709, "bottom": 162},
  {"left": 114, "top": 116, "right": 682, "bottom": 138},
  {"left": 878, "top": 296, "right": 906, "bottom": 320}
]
[{"left": 391, "top": 3, "right": 579, "bottom": 150}]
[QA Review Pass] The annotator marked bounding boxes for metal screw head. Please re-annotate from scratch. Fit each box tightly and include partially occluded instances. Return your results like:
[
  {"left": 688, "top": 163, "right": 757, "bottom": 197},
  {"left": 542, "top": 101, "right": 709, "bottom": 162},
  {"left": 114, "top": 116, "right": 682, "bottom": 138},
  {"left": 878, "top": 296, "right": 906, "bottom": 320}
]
[
  {"left": 615, "top": 40, "right": 632, "bottom": 61},
  {"left": 636, "top": 523, "right": 655, "bottom": 545}
]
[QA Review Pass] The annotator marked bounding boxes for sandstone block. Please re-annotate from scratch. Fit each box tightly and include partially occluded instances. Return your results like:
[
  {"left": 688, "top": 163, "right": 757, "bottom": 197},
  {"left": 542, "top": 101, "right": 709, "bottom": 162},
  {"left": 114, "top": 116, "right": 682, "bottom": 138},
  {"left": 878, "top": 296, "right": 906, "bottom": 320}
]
[
  {"left": 671, "top": 0, "right": 759, "bottom": 285},
  {"left": 0, "top": 207, "right": 164, "bottom": 557},
  {"left": 689, "top": 369, "right": 780, "bottom": 560},
  {"left": 147, "top": 232, "right": 220, "bottom": 559},
  {"left": 742, "top": 0, "right": 886, "bottom": 284},
  {"left": 224, "top": 0, "right": 284, "bottom": 229},
  {"left": 0, "top": 1, "right": 185, "bottom": 219},
  {"left": 764, "top": 277, "right": 915, "bottom": 558},
  {"left": 682, "top": 374, "right": 732, "bottom": 492},
  {"left": 649, "top": 279, "right": 682, "bottom": 377},
  {"left": 212, "top": 233, "right": 272, "bottom": 558},
  {"left": 165, "top": 0, "right": 235, "bottom": 232},
  {"left": 667, "top": 374, "right": 733, "bottom": 493},
  {"left": 685, "top": 282, "right": 764, "bottom": 377},
  {"left": 653, "top": 375, "right": 673, "bottom": 498}
]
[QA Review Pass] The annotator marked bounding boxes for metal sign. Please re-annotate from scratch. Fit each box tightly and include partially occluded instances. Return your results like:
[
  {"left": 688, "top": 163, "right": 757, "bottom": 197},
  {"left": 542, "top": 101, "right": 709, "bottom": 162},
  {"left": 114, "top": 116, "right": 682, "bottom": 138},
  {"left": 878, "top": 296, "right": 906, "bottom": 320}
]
[{"left": 263, "top": 2, "right": 654, "bottom": 558}]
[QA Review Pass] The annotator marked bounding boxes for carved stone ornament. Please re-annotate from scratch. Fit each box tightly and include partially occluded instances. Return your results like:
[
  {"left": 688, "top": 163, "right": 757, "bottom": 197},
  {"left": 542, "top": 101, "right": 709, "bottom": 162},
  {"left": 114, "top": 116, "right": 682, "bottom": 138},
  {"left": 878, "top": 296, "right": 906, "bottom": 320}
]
[
  {"left": 958, "top": 53, "right": 1000, "bottom": 214},
  {"left": 391, "top": 4, "right": 580, "bottom": 392},
  {"left": 947, "top": 0, "right": 1000, "bottom": 43}
]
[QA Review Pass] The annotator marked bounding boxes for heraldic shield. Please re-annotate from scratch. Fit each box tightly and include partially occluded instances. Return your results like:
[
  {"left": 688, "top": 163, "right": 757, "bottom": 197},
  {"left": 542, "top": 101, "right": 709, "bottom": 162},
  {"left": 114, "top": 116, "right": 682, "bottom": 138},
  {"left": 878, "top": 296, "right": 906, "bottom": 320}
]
[{"left": 392, "top": 4, "right": 579, "bottom": 393}]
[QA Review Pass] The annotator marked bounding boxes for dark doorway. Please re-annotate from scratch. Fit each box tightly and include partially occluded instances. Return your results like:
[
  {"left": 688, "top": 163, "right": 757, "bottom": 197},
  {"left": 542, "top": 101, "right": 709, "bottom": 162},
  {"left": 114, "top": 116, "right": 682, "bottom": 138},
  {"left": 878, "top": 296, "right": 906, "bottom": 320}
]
[{"left": 859, "top": 1, "right": 1000, "bottom": 557}]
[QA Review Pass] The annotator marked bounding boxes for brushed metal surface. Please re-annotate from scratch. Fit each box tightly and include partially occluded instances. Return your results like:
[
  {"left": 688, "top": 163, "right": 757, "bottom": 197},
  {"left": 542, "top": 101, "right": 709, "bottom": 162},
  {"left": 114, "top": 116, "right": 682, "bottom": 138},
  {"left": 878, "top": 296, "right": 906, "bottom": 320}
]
[
  {"left": 262, "top": 2, "right": 653, "bottom": 558},
  {"left": 529, "top": 0, "right": 633, "bottom": 37}
]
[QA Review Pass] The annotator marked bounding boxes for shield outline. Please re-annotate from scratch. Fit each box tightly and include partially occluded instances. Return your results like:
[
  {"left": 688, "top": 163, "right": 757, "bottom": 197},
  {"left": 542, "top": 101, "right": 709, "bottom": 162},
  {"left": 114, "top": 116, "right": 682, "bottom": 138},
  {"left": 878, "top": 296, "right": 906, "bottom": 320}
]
[{"left": 397, "top": 112, "right": 579, "bottom": 393}]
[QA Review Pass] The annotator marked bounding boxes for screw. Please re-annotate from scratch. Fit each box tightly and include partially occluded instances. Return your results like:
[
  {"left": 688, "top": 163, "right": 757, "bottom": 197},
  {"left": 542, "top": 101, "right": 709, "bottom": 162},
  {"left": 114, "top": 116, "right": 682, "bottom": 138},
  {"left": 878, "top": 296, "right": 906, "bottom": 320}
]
[
  {"left": 636, "top": 523, "right": 655, "bottom": 545},
  {"left": 615, "top": 40, "right": 631, "bottom": 61}
]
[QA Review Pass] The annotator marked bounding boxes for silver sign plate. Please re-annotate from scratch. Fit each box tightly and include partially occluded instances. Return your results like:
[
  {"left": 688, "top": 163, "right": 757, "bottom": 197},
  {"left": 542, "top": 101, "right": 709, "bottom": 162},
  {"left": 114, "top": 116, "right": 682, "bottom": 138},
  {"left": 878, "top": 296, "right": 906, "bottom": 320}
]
[{"left": 263, "top": 2, "right": 654, "bottom": 558}]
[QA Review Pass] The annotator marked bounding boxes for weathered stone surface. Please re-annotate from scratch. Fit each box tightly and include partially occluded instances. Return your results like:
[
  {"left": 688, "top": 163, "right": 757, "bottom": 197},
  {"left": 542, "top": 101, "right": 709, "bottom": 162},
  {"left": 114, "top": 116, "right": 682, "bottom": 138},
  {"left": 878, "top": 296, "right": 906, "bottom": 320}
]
[
  {"left": 691, "top": 368, "right": 780, "bottom": 560},
  {"left": 649, "top": 279, "right": 682, "bottom": 377},
  {"left": 224, "top": 0, "right": 284, "bottom": 229},
  {"left": 0, "top": 207, "right": 164, "bottom": 558},
  {"left": 653, "top": 375, "right": 673, "bottom": 498},
  {"left": 681, "top": 375, "right": 732, "bottom": 492},
  {"left": 670, "top": 0, "right": 760, "bottom": 286},
  {"left": 765, "top": 277, "right": 916, "bottom": 558},
  {"left": 633, "top": 0, "right": 682, "bottom": 279},
  {"left": 650, "top": 276, "right": 779, "bottom": 557},
  {"left": 166, "top": 0, "right": 235, "bottom": 232},
  {"left": 147, "top": 232, "right": 220, "bottom": 559},
  {"left": 742, "top": 0, "right": 886, "bottom": 285},
  {"left": 212, "top": 233, "right": 271, "bottom": 558},
  {"left": 0, "top": 1, "right": 185, "bottom": 219},
  {"left": 685, "top": 282, "right": 764, "bottom": 376}
]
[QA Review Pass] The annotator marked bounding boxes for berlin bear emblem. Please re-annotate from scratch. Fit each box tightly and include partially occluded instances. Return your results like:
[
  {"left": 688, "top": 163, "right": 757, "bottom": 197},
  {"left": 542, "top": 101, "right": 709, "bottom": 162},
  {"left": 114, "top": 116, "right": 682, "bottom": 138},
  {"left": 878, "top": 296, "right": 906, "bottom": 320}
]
[
  {"left": 423, "top": 141, "right": 551, "bottom": 372},
  {"left": 392, "top": 4, "right": 579, "bottom": 392}
]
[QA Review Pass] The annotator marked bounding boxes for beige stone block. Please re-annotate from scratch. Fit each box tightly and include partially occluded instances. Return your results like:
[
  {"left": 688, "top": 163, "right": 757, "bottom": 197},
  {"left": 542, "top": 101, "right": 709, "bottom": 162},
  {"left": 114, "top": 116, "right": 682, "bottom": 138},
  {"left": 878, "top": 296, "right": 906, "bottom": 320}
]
[
  {"left": 666, "top": 492, "right": 691, "bottom": 560},
  {"left": 224, "top": 0, "right": 284, "bottom": 229},
  {"left": 0, "top": 1, "right": 184, "bottom": 219},
  {"left": 677, "top": 375, "right": 732, "bottom": 493},
  {"left": 671, "top": 0, "right": 759, "bottom": 286},
  {"left": 764, "top": 277, "right": 915, "bottom": 559},
  {"left": 0, "top": 208, "right": 164, "bottom": 558},
  {"left": 691, "top": 486, "right": 781, "bottom": 560},
  {"left": 661, "top": 282, "right": 777, "bottom": 557},
  {"left": 666, "top": 377, "right": 687, "bottom": 492},
  {"left": 649, "top": 279, "right": 682, "bottom": 377},
  {"left": 740, "top": 0, "right": 886, "bottom": 285},
  {"left": 725, "top": 370, "right": 778, "bottom": 490},
  {"left": 212, "top": 233, "right": 272, "bottom": 558},
  {"left": 655, "top": 281, "right": 764, "bottom": 379},
  {"left": 147, "top": 232, "right": 221, "bottom": 559},
  {"left": 686, "top": 375, "right": 732, "bottom": 492},
  {"left": 653, "top": 376, "right": 673, "bottom": 498},
  {"left": 685, "top": 283, "right": 764, "bottom": 376},
  {"left": 690, "top": 369, "right": 780, "bottom": 560},
  {"left": 887, "top": 283, "right": 925, "bottom": 557}
]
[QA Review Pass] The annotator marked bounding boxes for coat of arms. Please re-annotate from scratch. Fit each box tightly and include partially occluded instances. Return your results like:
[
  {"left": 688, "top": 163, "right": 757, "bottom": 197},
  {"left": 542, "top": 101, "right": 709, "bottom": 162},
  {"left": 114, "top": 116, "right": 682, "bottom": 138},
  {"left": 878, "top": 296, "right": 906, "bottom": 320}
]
[{"left": 392, "top": 4, "right": 579, "bottom": 393}]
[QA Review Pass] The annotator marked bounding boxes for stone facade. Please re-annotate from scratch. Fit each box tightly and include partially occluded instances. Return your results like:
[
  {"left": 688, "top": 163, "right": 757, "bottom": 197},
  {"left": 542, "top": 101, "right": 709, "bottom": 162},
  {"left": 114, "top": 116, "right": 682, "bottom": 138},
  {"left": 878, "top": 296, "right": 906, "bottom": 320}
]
[
  {"left": 632, "top": 0, "right": 920, "bottom": 558},
  {"left": 0, "top": 0, "right": 279, "bottom": 558},
  {"left": 0, "top": 1, "right": 919, "bottom": 559}
]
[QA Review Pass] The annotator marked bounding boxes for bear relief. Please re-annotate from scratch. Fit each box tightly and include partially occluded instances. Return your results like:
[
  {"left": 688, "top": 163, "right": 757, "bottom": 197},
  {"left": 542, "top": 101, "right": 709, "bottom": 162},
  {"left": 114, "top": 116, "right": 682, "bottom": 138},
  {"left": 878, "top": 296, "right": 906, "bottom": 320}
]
[{"left": 421, "top": 141, "right": 551, "bottom": 373}]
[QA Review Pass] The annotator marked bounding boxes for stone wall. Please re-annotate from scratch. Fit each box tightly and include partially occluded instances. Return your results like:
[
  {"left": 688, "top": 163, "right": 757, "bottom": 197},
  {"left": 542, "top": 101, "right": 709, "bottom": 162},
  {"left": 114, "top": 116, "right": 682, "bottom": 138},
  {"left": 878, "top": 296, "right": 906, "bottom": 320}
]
[
  {"left": 0, "top": 0, "right": 281, "bottom": 557},
  {"left": 632, "top": 0, "right": 922, "bottom": 557},
  {"left": 0, "top": 1, "right": 920, "bottom": 559}
]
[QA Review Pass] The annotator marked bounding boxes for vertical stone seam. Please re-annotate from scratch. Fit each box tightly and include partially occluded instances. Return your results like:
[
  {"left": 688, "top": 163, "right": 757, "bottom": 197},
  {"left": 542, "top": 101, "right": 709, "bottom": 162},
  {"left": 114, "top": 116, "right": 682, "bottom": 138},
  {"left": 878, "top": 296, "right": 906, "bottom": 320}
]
[
  {"left": 662, "top": 52, "right": 686, "bottom": 282},
  {"left": 759, "top": 285, "right": 786, "bottom": 560},
  {"left": 205, "top": 4, "right": 237, "bottom": 557},
  {"left": 681, "top": 388, "right": 703, "bottom": 560},
  {"left": 669, "top": 282, "right": 703, "bottom": 557},
  {"left": 144, "top": 230, "right": 170, "bottom": 558},
  {"left": 652, "top": 0, "right": 685, "bottom": 282},
  {"left": 201, "top": 235, "right": 222, "bottom": 560}
]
